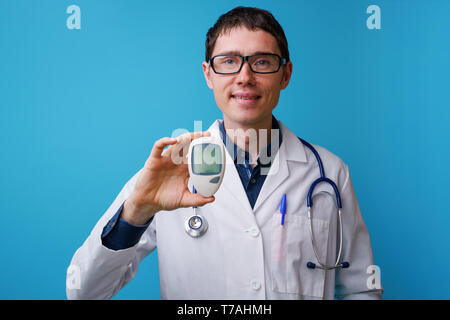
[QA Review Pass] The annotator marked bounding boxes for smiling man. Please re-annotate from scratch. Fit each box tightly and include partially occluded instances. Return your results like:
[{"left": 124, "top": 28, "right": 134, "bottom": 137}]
[
  {"left": 67, "top": 6, "right": 382, "bottom": 300},
  {"left": 202, "top": 24, "right": 292, "bottom": 164}
]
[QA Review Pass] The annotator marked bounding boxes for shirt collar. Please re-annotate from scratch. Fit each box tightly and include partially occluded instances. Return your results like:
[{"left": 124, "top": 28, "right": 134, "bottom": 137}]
[{"left": 218, "top": 116, "right": 283, "bottom": 166}]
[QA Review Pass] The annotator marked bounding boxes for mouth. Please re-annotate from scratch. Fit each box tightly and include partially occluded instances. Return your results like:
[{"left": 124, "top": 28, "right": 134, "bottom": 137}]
[{"left": 231, "top": 93, "right": 261, "bottom": 105}]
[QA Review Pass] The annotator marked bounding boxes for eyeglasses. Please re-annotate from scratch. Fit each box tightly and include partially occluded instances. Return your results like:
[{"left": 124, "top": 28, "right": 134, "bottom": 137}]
[{"left": 209, "top": 53, "right": 286, "bottom": 75}]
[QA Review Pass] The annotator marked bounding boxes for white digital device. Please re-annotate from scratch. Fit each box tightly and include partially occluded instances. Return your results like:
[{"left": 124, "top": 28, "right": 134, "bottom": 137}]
[{"left": 187, "top": 135, "right": 226, "bottom": 197}]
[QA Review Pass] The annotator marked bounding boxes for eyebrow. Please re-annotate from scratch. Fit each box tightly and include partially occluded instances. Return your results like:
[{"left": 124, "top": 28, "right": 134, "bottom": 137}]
[{"left": 214, "top": 50, "right": 278, "bottom": 56}]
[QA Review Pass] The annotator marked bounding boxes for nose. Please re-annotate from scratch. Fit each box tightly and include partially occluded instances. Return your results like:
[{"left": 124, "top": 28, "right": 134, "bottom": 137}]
[{"left": 236, "top": 60, "right": 256, "bottom": 86}]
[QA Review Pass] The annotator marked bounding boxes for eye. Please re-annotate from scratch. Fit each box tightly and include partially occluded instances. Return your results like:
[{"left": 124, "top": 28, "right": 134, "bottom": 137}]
[{"left": 255, "top": 59, "right": 269, "bottom": 66}]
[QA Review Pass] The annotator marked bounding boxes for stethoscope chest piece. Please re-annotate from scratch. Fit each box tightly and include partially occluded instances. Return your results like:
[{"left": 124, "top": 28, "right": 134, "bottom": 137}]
[{"left": 185, "top": 214, "right": 208, "bottom": 238}]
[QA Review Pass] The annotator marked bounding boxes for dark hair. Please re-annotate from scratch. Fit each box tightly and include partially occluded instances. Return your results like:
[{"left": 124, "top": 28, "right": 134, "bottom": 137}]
[{"left": 205, "top": 6, "right": 290, "bottom": 62}]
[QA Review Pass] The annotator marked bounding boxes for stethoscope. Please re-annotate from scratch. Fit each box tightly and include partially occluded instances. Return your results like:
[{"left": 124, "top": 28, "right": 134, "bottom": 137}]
[
  {"left": 299, "top": 138, "right": 350, "bottom": 271},
  {"left": 185, "top": 186, "right": 209, "bottom": 238},
  {"left": 184, "top": 138, "right": 350, "bottom": 271}
]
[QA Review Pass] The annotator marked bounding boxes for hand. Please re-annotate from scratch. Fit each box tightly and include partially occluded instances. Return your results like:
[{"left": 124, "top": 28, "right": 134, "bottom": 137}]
[{"left": 121, "top": 131, "right": 215, "bottom": 225}]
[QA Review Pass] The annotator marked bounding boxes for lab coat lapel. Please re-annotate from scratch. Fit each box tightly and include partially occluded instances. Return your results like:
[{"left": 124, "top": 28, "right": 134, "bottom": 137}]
[
  {"left": 207, "top": 120, "right": 254, "bottom": 217},
  {"left": 253, "top": 121, "right": 308, "bottom": 212}
]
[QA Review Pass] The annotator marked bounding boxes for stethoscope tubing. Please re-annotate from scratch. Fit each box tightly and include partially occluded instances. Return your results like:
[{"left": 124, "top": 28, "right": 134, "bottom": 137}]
[{"left": 307, "top": 208, "right": 347, "bottom": 270}]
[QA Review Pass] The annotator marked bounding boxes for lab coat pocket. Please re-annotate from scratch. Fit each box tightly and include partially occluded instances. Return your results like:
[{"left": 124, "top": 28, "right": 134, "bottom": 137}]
[{"left": 271, "top": 210, "right": 330, "bottom": 298}]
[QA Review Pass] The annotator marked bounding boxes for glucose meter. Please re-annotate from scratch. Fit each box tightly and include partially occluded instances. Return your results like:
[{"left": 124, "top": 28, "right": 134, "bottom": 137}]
[{"left": 187, "top": 135, "right": 226, "bottom": 197}]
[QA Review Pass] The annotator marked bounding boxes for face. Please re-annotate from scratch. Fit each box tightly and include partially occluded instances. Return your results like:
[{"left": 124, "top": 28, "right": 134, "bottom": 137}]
[{"left": 202, "top": 27, "right": 293, "bottom": 129}]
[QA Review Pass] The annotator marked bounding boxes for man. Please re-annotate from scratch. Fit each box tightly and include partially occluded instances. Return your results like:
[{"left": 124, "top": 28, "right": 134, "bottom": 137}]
[{"left": 67, "top": 6, "right": 382, "bottom": 300}]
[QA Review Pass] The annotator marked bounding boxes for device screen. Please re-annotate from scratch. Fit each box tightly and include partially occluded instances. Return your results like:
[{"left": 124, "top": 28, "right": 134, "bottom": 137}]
[{"left": 192, "top": 143, "right": 222, "bottom": 175}]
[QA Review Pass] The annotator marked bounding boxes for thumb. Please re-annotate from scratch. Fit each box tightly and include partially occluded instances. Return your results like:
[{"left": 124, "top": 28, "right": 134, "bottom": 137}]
[{"left": 182, "top": 193, "right": 215, "bottom": 208}]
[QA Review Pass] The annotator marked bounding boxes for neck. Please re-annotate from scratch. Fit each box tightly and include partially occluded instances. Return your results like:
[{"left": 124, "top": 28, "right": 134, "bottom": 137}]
[{"left": 223, "top": 116, "right": 273, "bottom": 164}]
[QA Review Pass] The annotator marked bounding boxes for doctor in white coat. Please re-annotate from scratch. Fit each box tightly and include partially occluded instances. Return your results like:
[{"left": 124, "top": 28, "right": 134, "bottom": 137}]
[{"left": 67, "top": 6, "right": 383, "bottom": 300}]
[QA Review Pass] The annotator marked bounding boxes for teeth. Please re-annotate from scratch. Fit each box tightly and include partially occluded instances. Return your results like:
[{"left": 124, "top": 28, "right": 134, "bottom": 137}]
[{"left": 234, "top": 96, "right": 258, "bottom": 100}]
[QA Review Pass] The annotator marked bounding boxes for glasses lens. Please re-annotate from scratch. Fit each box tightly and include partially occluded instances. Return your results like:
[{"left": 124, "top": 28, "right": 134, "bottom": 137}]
[
  {"left": 249, "top": 54, "right": 280, "bottom": 73},
  {"left": 212, "top": 55, "right": 242, "bottom": 73}
]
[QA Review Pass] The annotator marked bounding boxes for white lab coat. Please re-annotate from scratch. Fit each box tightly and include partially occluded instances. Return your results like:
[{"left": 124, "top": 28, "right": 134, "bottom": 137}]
[{"left": 67, "top": 120, "right": 383, "bottom": 300}]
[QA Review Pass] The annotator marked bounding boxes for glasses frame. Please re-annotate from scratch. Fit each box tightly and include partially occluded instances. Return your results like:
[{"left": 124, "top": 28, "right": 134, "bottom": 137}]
[{"left": 209, "top": 53, "right": 286, "bottom": 75}]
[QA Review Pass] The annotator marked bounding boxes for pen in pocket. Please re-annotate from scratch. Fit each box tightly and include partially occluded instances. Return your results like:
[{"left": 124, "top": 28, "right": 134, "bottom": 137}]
[{"left": 280, "top": 194, "right": 286, "bottom": 225}]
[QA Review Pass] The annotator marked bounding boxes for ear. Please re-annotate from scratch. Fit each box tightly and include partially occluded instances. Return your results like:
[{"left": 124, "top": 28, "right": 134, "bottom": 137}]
[
  {"left": 202, "top": 61, "right": 214, "bottom": 90},
  {"left": 280, "top": 61, "right": 293, "bottom": 90}
]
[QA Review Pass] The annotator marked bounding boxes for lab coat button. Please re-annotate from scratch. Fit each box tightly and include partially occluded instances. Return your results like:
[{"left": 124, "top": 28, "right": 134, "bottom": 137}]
[
  {"left": 251, "top": 279, "right": 261, "bottom": 291},
  {"left": 248, "top": 227, "right": 260, "bottom": 237}
]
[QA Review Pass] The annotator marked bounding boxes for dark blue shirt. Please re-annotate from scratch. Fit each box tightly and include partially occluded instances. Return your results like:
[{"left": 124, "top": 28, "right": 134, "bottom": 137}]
[
  {"left": 101, "top": 117, "right": 282, "bottom": 250},
  {"left": 101, "top": 202, "right": 151, "bottom": 250},
  {"left": 218, "top": 116, "right": 282, "bottom": 209}
]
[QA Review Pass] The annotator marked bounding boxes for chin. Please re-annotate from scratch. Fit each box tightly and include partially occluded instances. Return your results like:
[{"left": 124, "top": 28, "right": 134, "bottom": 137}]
[
  {"left": 220, "top": 100, "right": 273, "bottom": 127},
  {"left": 229, "top": 111, "right": 268, "bottom": 127}
]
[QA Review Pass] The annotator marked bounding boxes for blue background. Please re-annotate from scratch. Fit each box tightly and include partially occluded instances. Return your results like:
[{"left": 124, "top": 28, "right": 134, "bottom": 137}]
[{"left": 1, "top": 0, "right": 449, "bottom": 299}]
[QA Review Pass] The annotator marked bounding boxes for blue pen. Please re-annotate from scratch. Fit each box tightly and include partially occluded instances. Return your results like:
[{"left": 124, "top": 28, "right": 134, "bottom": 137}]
[
  {"left": 192, "top": 186, "right": 197, "bottom": 209},
  {"left": 280, "top": 194, "right": 287, "bottom": 226}
]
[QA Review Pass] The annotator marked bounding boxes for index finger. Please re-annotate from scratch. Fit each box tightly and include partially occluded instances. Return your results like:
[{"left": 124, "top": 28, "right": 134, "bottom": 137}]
[
  {"left": 150, "top": 137, "right": 177, "bottom": 159},
  {"left": 170, "top": 131, "right": 212, "bottom": 164},
  {"left": 175, "top": 131, "right": 211, "bottom": 144}
]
